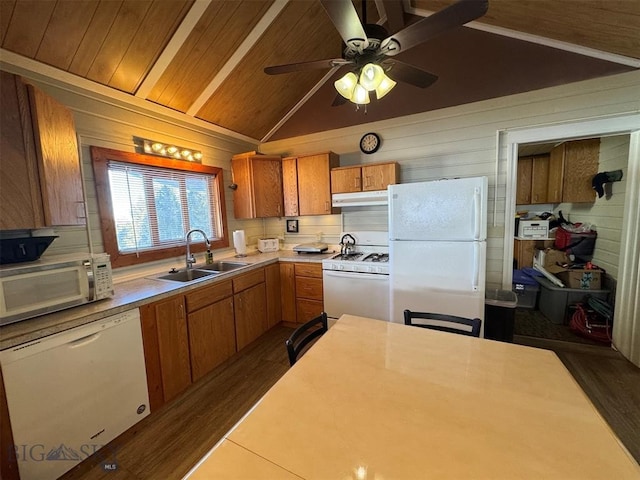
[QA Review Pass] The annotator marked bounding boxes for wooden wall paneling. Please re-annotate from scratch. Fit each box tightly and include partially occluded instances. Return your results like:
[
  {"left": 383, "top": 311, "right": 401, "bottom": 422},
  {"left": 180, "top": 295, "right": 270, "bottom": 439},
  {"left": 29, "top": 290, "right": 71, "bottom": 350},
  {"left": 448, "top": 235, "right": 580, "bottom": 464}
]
[
  {"left": 1, "top": 0, "right": 54, "bottom": 57},
  {"left": 196, "top": 0, "right": 343, "bottom": 139},
  {"left": 109, "top": 0, "right": 193, "bottom": 93},
  {"left": 35, "top": 0, "right": 99, "bottom": 69},
  {"left": 280, "top": 262, "right": 296, "bottom": 323},
  {"left": 149, "top": 0, "right": 273, "bottom": 111},
  {"left": 412, "top": 0, "right": 640, "bottom": 59},
  {"left": 188, "top": 296, "right": 236, "bottom": 382},
  {"left": 0, "top": 1, "right": 15, "bottom": 44}
]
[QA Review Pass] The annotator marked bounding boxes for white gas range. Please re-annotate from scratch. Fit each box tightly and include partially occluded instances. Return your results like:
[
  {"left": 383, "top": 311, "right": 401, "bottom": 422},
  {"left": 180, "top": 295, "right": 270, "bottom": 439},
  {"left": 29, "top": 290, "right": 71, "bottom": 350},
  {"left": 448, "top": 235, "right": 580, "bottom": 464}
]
[{"left": 322, "top": 232, "right": 389, "bottom": 322}]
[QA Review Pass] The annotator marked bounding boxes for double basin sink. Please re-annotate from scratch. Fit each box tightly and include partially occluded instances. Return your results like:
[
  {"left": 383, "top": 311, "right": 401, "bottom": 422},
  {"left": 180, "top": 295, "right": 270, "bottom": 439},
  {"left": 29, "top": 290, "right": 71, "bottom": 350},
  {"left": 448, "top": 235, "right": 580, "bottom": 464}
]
[{"left": 152, "top": 260, "right": 249, "bottom": 283}]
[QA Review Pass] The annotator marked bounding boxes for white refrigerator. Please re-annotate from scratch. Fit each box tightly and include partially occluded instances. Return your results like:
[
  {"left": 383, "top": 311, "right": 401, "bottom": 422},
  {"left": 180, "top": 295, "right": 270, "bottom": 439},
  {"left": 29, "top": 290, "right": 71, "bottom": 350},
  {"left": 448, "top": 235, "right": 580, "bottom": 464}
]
[{"left": 388, "top": 177, "right": 488, "bottom": 332}]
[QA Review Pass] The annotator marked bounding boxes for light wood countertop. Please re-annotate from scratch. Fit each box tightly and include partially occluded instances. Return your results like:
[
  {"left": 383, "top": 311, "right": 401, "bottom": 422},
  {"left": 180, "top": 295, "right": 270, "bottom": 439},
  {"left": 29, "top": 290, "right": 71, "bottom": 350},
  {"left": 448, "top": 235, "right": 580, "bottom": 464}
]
[{"left": 186, "top": 315, "right": 640, "bottom": 479}]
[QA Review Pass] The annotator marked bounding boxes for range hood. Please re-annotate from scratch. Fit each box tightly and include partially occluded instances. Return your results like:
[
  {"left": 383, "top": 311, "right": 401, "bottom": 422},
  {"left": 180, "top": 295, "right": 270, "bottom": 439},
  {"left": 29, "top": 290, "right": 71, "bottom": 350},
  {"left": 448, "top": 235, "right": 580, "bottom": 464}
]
[{"left": 332, "top": 190, "right": 388, "bottom": 207}]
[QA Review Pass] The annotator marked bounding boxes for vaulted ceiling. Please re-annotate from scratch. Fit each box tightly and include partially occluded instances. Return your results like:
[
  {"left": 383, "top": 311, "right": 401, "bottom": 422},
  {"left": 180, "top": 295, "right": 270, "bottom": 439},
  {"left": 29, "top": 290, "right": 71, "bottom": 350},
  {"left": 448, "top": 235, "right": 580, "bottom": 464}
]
[{"left": 1, "top": 0, "right": 638, "bottom": 143}]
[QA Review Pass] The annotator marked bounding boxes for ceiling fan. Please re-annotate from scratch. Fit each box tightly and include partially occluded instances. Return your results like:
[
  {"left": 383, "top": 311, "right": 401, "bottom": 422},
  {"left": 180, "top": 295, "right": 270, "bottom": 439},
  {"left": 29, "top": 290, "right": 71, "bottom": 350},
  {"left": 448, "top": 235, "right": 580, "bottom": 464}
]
[{"left": 264, "top": 0, "right": 489, "bottom": 105}]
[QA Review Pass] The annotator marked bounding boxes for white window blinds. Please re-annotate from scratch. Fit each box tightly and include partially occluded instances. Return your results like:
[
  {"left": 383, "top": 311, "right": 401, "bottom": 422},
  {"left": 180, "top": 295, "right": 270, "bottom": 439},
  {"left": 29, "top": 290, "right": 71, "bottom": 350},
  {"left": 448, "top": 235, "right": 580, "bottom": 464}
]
[{"left": 107, "top": 161, "right": 218, "bottom": 254}]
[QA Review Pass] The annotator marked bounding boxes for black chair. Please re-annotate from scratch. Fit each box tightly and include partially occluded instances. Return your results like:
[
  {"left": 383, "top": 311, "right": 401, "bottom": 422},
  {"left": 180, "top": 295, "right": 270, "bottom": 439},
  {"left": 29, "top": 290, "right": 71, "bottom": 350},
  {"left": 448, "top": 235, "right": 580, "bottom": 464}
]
[
  {"left": 403, "top": 309, "right": 481, "bottom": 337},
  {"left": 285, "top": 312, "right": 328, "bottom": 366}
]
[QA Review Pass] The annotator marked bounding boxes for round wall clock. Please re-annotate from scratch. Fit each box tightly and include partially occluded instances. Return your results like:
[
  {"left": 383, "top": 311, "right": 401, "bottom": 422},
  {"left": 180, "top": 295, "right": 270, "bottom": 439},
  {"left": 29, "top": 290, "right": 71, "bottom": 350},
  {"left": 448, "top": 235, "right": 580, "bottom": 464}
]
[{"left": 360, "top": 132, "right": 381, "bottom": 154}]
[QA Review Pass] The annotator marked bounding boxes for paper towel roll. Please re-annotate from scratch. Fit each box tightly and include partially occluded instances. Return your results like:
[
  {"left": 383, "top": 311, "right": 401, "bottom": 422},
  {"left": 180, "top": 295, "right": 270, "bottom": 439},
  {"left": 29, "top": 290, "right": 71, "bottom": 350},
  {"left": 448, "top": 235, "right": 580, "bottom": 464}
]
[{"left": 233, "top": 230, "right": 247, "bottom": 256}]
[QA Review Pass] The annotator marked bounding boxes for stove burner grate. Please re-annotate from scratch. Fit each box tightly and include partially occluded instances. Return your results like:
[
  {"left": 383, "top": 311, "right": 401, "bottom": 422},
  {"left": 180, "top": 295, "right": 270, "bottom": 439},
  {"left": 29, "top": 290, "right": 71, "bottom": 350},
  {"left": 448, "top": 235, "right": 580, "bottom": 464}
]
[{"left": 363, "top": 253, "right": 389, "bottom": 263}]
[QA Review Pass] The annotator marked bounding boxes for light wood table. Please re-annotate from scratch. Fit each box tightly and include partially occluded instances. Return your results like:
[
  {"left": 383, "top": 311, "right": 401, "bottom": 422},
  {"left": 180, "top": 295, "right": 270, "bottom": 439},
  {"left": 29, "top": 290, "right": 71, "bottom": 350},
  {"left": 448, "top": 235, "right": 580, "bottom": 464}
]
[{"left": 186, "top": 315, "right": 640, "bottom": 479}]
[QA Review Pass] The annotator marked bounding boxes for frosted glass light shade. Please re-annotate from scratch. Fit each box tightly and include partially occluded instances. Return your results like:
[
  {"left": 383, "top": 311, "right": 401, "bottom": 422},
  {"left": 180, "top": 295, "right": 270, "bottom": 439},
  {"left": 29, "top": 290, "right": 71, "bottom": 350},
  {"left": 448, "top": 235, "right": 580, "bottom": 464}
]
[
  {"left": 334, "top": 72, "right": 358, "bottom": 99},
  {"left": 359, "top": 63, "right": 384, "bottom": 91},
  {"left": 375, "top": 74, "right": 397, "bottom": 99},
  {"left": 351, "top": 83, "right": 370, "bottom": 104}
]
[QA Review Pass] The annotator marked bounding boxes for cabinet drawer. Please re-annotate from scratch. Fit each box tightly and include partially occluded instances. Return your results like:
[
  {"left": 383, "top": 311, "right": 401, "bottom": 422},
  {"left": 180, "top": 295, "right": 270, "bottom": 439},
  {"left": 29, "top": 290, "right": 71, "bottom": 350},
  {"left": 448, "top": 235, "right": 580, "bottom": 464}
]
[
  {"left": 296, "top": 299, "right": 324, "bottom": 324},
  {"left": 233, "top": 268, "right": 265, "bottom": 293},
  {"left": 294, "top": 262, "right": 322, "bottom": 278},
  {"left": 295, "top": 276, "right": 323, "bottom": 301},
  {"left": 185, "top": 280, "right": 233, "bottom": 313}
]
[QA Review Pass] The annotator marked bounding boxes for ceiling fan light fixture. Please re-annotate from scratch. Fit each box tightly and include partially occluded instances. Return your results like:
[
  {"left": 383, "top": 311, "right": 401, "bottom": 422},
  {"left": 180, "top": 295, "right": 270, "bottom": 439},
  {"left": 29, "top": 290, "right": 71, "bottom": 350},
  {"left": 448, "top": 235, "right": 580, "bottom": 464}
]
[
  {"left": 359, "top": 63, "right": 384, "bottom": 91},
  {"left": 351, "top": 83, "right": 370, "bottom": 104},
  {"left": 375, "top": 74, "right": 397, "bottom": 99},
  {"left": 335, "top": 72, "right": 358, "bottom": 99}
]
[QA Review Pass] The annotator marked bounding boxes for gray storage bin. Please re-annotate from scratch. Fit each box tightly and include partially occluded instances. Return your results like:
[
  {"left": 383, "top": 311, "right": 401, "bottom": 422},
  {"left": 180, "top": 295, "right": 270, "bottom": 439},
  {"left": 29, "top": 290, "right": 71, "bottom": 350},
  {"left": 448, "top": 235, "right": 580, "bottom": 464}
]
[
  {"left": 484, "top": 289, "right": 518, "bottom": 342},
  {"left": 537, "top": 277, "right": 610, "bottom": 325}
]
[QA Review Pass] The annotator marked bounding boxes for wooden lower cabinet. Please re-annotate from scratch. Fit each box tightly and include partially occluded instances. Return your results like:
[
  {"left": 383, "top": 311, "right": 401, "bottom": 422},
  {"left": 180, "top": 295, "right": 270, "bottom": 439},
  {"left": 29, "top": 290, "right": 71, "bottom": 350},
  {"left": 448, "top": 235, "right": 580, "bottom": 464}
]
[
  {"left": 140, "top": 295, "right": 191, "bottom": 411},
  {"left": 265, "top": 263, "right": 282, "bottom": 329},
  {"left": 235, "top": 283, "right": 268, "bottom": 350},
  {"left": 279, "top": 262, "right": 324, "bottom": 324},
  {"left": 187, "top": 296, "right": 235, "bottom": 382}
]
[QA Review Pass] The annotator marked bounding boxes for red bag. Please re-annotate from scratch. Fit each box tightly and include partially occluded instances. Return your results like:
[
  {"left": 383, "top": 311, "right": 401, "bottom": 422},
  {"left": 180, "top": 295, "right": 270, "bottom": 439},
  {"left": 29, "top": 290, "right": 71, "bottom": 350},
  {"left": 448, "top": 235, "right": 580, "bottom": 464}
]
[{"left": 554, "top": 225, "right": 597, "bottom": 258}]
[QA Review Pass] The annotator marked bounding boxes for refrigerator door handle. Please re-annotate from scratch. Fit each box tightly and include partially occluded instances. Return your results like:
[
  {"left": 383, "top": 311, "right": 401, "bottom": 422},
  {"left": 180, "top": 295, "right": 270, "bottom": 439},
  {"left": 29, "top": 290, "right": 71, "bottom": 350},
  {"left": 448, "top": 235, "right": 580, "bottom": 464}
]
[
  {"left": 472, "top": 242, "right": 480, "bottom": 291},
  {"left": 473, "top": 187, "right": 481, "bottom": 240}
]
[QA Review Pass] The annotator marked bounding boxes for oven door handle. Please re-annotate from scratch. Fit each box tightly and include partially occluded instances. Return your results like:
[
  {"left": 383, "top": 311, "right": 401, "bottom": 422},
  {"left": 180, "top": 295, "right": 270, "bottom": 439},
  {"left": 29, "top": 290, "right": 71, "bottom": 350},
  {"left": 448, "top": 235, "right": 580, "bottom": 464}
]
[{"left": 323, "top": 271, "right": 388, "bottom": 280}]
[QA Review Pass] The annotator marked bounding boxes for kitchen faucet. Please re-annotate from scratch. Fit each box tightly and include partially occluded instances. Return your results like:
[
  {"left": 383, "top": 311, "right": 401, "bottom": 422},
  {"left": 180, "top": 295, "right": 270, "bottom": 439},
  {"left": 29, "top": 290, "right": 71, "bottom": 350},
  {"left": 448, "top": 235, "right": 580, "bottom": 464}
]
[{"left": 185, "top": 229, "right": 210, "bottom": 270}]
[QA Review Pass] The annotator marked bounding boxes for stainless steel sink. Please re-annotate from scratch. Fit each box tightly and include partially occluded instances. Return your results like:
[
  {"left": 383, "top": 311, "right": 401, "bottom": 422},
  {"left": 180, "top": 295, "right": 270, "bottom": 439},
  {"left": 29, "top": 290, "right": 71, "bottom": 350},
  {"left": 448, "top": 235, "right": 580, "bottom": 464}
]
[
  {"left": 155, "top": 269, "right": 218, "bottom": 283},
  {"left": 194, "top": 261, "right": 249, "bottom": 272}
]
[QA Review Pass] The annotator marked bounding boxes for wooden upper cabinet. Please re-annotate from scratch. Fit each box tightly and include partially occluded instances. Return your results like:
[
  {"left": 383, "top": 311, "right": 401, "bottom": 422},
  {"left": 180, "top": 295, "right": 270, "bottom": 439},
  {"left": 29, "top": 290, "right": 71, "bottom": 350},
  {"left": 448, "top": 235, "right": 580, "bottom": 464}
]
[
  {"left": 547, "top": 146, "right": 565, "bottom": 203},
  {"left": 516, "top": 155, "right": 549, "bottom": 205},
  {"left": 284, "top": 152, "right": 340, "bottom": 216},
  {"left": 282, "top": 157, "right": 299, "bottom": 216},
  {"left": 560, "top": 139, "right": 600, "bottom": 203},
  {"left": 331, "top": 162, "right": 399, "bottom": 194},
  {"left": 516, "top": 157, "right": 533, "bottom": 205},
  {"left": 0, "top": 72, "right": 84, "bottom": 229},
  {"left": 231, "top": 152, "right": 283, "bottom": 219}
]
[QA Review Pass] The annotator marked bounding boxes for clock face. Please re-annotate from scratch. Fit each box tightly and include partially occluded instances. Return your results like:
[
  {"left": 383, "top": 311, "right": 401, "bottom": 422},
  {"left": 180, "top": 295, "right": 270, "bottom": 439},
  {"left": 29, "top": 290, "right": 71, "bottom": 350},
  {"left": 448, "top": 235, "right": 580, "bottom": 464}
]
[{"left": 360, "top": 133, "right": 380, "bottom": 154}]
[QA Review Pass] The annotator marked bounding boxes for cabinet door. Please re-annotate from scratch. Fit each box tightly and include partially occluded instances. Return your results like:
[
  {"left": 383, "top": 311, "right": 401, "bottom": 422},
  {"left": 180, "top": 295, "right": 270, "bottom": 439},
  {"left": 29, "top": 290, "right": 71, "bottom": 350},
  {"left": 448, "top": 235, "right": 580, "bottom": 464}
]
[
  {"left": 547, "top": 145, "right": 565, "bottom": 203},
  {"left": 140, "top": 295, "right": 191, "bottom": 410},
  {"left": 514, "top": 239, "right": 536, "bottom": 269},
  {"left": 516, "top": 157, "right": 533, "bottom": 204},
  {"left": 562, "top": 139, "right": 600, "bottom": 203},
  {"left": 265, "top": 263, "right": 282, "bottom": 329},
  {"left": 282, "top": 157, "right": 299, "bottom": 216},
  {"left": 27, "top": 82, "right": 85, "bottom": 226},
  {"left": 0, "top": 71, "right": 44, "bottom": 229},
  {"left": 296, "top": 298, "right": 324, "bottom": 324},
  {"left": 188, "top": 296, "right": 235, "bottom": 382},
  {"left": 297, "top": 153, "right": 339, "bottom": 215},
  {"left": 531, "top": 155, "right": 549, "bottom": 204},
  {"left": 252, "top": 156, "right": 283, "bottom": 217},
  {"left": 295, "top": 276, "right": 323, "bottom": 301},
  {"left": 331, "top": 166, "right": 361, "bottom": 193},
  {"left": 231, "top": 155, "right": 254, "bottom": 219},
  {"left": 235, "top": 283, "right": 268, "bottom": 350},
  {"left": 362, "top": 162, "right": 399, "bottom": 191},
  {"left": 280, "top": 262, "right": 296, "bottom": 323}
]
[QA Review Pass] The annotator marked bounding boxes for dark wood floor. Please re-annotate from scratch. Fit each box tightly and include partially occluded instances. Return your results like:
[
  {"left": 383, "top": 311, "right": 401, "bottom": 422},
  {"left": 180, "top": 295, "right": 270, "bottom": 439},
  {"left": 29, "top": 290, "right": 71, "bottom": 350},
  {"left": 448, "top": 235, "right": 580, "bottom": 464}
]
[{"left": 62, "top": 325, "right": 639, "bottom": 479}]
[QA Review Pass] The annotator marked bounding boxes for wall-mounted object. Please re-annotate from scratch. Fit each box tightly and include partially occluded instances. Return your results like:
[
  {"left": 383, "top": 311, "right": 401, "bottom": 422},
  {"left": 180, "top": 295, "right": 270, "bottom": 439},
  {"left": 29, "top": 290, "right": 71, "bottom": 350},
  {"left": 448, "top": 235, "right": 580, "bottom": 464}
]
[
  {"left": 592, "top": 170, "right": 623, "bottom": 198},
  {"left": 286, "top": 220, "right": 299, "bottom": 233},
  {"left": 360, "top": 132, "right": 381, "bottom": 154},
  {"left": 134, "top": 136, "right": 202, "bottom": 163}
]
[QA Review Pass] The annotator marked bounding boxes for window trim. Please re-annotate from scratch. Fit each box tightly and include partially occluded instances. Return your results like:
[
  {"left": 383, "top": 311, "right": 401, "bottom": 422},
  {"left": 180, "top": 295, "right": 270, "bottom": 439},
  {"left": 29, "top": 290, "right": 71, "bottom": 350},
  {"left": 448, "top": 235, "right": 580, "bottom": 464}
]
[{"left": 91, "top": 146, "right": 229, "bottom": 268}]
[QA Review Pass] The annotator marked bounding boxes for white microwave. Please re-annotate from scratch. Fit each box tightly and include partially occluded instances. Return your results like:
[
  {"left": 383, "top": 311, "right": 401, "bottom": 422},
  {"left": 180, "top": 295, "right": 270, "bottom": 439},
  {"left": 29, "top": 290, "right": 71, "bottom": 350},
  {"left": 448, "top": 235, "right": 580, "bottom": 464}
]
[{"left": 0, "top": 253, "right": 114, "bottom": 326}]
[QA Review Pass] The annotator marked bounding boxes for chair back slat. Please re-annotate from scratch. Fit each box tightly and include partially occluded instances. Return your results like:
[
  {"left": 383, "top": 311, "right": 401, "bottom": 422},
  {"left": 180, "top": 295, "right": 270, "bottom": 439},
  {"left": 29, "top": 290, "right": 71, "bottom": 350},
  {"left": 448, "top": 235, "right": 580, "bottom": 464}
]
[
  {"left": 403, "top": 310, "right": 481, "bottom": 337},
  {"left": 285, "top": 313, "right": 328, "bottom": 366}
]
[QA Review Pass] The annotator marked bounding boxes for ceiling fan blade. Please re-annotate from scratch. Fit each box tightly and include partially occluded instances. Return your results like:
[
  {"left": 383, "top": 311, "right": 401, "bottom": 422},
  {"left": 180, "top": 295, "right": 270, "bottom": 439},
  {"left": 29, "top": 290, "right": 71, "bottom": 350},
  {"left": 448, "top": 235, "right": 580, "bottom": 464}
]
[
  {"left": 386, "top": 60, "right": 438, "bottom": 88},
  {"left": 379, "top": 0, "right": 488, "bottom": 56},
  {"left": 382, "top": 0, "right": 405, "bottom": 34},
  {"left": 264, "top": 58, "right": 353, "bottom": 75},
  {"left": 320, "top": 0, "right": 369, "bottom": 53}
]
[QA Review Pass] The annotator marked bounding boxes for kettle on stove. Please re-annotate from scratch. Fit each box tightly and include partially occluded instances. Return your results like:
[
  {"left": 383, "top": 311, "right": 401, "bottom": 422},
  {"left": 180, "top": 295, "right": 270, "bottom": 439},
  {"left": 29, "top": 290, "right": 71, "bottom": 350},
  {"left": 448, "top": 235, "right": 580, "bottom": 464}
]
[{"left": 340, "top": 234, "right": 356, "bottom": 255}]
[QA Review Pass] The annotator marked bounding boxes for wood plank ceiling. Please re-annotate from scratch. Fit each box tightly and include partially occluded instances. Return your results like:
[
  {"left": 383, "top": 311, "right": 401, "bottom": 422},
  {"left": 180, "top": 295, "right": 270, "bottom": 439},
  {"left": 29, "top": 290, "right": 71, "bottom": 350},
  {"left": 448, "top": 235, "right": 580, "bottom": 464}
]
[{"left": 0, "top": 0, "right": 638, "bottom": 143}]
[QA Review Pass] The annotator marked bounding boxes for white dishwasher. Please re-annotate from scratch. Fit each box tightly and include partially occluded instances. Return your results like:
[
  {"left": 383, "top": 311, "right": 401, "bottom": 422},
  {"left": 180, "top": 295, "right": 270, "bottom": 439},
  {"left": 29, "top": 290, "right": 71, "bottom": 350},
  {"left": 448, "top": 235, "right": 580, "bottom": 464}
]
[{"left": 0, "top": 309, "right": 150, "bottom": 480}]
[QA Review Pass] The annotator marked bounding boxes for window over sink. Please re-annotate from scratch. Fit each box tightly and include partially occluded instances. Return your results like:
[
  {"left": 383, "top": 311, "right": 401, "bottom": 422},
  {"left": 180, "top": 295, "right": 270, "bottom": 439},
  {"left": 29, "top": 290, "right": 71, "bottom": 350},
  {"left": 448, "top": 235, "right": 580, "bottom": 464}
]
[{"left": 91, "top": 147, "right": 229, "bottom": 268}]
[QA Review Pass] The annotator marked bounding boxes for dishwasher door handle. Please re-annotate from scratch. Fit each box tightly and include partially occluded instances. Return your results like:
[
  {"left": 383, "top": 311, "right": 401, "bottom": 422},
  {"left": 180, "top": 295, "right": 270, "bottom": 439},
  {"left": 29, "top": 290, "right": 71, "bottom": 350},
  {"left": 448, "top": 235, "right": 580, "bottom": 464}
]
[{"left": 68, "top": 332, "right": 101, "bottom": 349}]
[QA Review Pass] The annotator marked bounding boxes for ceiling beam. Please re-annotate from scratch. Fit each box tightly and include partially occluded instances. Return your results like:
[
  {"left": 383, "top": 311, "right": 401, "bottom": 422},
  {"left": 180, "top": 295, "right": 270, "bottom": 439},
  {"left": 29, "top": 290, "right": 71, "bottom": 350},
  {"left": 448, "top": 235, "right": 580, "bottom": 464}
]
[
  {"left": 382, "top": 0, "right": 405, "bottom": 33},
  {"left": 186, "top": 0, "right": 290, "bottom": 116},
  {"left": 136, "top": 0, "right": 213, "bottom": 99}
]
